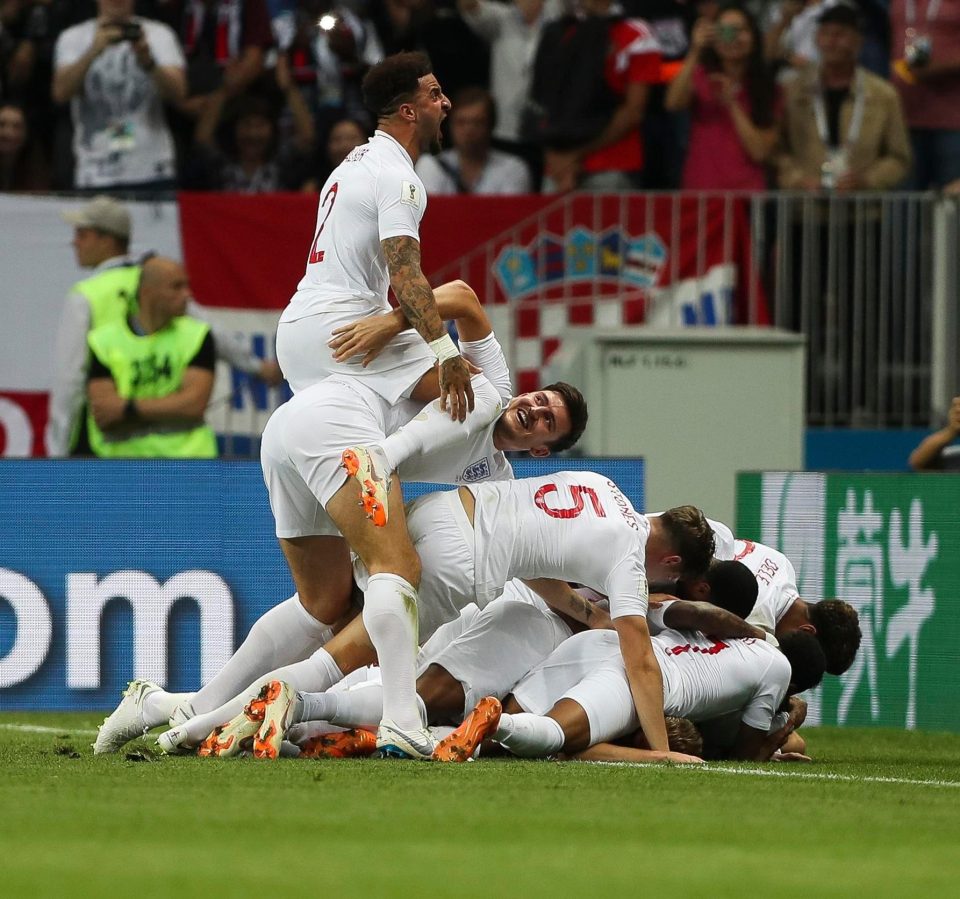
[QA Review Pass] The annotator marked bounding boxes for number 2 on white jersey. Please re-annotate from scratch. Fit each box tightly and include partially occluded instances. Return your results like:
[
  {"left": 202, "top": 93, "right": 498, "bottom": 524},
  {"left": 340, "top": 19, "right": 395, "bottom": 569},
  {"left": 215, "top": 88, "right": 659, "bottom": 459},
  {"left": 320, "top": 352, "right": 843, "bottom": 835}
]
[
  {"left": 534, "top": 483, "right": 607, "bottom": 520},
  {"left": 308, "top": 182, "right": 339, "bottom": 264}
]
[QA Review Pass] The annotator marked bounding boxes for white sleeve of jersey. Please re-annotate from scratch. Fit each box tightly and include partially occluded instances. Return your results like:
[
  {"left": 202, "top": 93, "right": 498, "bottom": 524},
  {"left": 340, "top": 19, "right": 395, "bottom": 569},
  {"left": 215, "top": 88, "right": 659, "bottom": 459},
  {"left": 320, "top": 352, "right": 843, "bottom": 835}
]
[
  {"left": 708, "top": 517, "right": 736, "bottom": 561},
  {"left": 741, "top": 650, "right": 791, "bottom": 731},
  {"left": 376, "top": 168, "right": 425, "bottom": 243},
  {"left": 460, "top": 332, "right": 512, "bottom": 403},
  {"left": 605, "top": 550, "right": 649, "bottom": 620}
]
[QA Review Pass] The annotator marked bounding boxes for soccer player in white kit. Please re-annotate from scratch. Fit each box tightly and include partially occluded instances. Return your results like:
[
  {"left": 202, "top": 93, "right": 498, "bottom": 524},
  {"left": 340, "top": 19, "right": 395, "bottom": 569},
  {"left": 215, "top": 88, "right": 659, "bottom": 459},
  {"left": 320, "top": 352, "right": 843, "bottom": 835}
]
[
  {"left": 435, "top": 624, "right": 826, "bottom": 764},
  {"left": 204, "top": 472, "right": 716, "bottom": 761},
  {"left": 733, "top": 539, "right": 861, "bottom": 676},
  {"left": 93, "top": 280, "right": 587, "bottom": 755}
]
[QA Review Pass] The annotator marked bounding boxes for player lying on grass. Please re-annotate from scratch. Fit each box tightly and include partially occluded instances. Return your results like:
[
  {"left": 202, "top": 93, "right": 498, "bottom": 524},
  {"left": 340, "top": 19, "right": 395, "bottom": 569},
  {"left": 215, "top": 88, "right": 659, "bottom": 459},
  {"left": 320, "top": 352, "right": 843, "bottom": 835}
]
[
  {"left": 159, "top": 474, "right": 715, "bottom": 762},
  {"left": 94, "top": 281, "right": 585, "bottom": 755},
  {"left": 431, "top": 617, "right": 826, "bottom": 764},
  {"left": 204, "top": 571, "right": 765, "bottom": 759}
]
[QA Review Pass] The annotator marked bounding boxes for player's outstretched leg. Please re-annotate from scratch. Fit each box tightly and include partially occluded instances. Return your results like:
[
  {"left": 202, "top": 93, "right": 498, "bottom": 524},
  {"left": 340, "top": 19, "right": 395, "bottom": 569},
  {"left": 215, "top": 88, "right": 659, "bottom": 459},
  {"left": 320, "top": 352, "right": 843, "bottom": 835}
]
[
  {"left": 341, "top": 446, "right": 391, "bottom": 527},
  {"left": 433, "top": 696, "right": 502, "bottom": 763},
  {"left": 93, "top": 680, "right": 164, "bottom": 754}
]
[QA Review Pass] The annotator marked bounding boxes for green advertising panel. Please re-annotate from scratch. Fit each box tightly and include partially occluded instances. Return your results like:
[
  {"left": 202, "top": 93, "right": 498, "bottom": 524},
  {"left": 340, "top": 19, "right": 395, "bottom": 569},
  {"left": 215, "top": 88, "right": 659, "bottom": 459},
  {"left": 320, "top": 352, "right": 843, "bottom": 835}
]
[{"left": 737, "top": 472, "right": 958, "bottom": 734}]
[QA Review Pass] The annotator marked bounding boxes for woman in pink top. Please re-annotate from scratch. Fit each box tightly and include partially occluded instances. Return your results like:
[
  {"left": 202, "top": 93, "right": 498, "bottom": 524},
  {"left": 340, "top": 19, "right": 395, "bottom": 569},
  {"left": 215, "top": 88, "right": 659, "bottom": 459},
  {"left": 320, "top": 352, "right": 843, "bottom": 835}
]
[{"left": 666, "top": 4, "right": 779, "bottom": 190}]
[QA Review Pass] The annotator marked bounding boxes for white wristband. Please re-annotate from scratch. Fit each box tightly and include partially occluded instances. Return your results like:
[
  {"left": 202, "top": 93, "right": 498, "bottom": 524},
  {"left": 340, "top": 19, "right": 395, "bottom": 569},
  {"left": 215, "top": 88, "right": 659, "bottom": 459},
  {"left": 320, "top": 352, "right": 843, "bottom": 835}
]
[{"left": 429, "top": 333, "right": 460, "bottom": 364}]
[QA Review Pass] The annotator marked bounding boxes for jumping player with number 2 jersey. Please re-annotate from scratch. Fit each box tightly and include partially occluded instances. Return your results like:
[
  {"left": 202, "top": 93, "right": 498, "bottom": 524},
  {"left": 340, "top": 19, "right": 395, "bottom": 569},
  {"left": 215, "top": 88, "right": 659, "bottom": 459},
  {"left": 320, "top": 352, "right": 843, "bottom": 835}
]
[{"left": 266, "top": 52, "right": 506, "bottom": 760}]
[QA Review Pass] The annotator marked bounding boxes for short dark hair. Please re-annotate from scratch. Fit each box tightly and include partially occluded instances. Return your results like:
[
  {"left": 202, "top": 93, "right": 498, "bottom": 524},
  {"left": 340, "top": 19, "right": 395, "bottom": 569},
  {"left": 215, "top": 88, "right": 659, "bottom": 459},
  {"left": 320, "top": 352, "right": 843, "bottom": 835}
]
[
  {"left": 452, "top": 86, "right": 497, "bottom": 132},
  {"left": 778, "top": 631, "right": 827, "bottom": 695},
  {"left": 705, "top": 560, "right": 758, "bottom": 619},
  {"left": 362, "top": 52, "right": 433, "bottom": 119},
  {"left": 666, "top": 717, "right": 703, "bottom": 756},
  {"left": 541, "top": 381, "right": 588, "bottom": 453},
  {"left": 810, "top": 599, "right": 862, "bottom": 675},
  {"left": 659, "top": 506, "right": 716, "bottom": 580}
]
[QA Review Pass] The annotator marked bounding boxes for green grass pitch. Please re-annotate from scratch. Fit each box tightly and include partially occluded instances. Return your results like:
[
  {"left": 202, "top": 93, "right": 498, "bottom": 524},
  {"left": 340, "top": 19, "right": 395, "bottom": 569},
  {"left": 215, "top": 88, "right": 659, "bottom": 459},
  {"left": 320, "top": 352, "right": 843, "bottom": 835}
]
[{"left": 2, "top": 713, "right": 959, "bottom": 898}]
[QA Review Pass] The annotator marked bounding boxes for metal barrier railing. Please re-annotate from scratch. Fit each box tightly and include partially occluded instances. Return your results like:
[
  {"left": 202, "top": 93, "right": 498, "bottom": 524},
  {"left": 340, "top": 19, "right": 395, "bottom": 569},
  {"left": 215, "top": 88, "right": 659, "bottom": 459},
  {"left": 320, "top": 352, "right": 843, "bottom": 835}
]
[{"left": 424, "top": 190, "right": 957, "bottom": 430}]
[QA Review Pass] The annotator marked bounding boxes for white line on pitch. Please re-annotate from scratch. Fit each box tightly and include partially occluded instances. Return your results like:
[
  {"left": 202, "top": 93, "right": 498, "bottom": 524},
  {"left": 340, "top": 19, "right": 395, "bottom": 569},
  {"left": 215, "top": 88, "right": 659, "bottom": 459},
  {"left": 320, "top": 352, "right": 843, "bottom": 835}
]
[
  {"left": 586, "top": 760, "right": 960, "bottom": 788},
  {"left": 0, "top": 723, "right": 99, "bottom": 736}
]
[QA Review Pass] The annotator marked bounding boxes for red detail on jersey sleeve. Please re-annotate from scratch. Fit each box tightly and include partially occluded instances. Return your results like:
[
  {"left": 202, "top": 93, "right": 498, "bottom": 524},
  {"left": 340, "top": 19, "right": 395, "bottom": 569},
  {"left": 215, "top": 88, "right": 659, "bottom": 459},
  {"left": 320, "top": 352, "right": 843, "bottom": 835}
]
[{"left": 734, "top": 540, "right": 756, "bottom": 562}]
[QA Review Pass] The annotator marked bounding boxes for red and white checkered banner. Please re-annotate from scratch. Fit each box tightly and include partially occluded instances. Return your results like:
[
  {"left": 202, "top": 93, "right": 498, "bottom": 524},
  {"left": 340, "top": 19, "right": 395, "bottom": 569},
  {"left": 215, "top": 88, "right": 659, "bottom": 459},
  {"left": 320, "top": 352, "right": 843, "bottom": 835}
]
[{"left": 0, "top": 192, "right": 768, "bottom": 455}]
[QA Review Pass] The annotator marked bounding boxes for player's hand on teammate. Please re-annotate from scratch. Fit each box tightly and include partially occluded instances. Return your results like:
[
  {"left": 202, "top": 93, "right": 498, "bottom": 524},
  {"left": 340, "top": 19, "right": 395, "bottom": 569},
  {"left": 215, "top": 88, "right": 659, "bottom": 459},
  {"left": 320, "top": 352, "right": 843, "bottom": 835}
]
[
  {"left": 329, "top": 313, "right": 403, "bottom": 366},
  {"left": 439, "top": 355, "right": 475, "bottom": 422}
]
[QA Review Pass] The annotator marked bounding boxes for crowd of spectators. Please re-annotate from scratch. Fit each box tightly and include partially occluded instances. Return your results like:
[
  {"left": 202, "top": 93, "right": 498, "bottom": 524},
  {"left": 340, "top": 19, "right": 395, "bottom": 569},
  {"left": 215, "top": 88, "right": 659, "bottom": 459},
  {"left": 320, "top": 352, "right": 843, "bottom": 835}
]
[{"left": 2, "top": 0, "right": 960, "bottom": 195}]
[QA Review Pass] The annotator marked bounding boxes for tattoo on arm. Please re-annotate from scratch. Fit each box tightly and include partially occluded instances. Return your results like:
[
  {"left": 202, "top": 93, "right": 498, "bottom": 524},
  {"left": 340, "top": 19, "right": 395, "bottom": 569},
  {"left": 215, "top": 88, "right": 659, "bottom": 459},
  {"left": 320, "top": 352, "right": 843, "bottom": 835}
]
[
  {"left": 570, "top": 592, "right": 594, "bottom": 622},
  {"left": 382, "top": 236, "right": 444, "bottom": 343}
]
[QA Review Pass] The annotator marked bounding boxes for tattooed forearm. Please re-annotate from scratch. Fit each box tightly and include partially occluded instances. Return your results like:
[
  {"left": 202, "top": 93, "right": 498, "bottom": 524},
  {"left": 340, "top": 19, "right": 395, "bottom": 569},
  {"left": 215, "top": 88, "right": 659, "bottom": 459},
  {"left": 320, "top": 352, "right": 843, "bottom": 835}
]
[
  {"left": 382, "top": 236, "right": 444, "bottom": 343},
  {"left": 568, "top": 592, "right": 595, "bottom": 622}
]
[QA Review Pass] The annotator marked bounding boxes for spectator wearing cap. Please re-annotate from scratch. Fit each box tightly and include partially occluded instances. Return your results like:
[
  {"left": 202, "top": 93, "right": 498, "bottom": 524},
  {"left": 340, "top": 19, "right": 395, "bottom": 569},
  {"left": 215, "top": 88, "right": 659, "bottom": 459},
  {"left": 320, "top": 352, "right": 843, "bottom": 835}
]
[
  {"left": 778, "top": 1, "right": 910, "bottom": 191},
  {"left": 890, "top": 0, "right": 960, "bottom": 187},
  {"left": 416, "top": 87, "right": 532, "bottom": 194},
  {"left": 665, "top": 4, "right": 779, "bottom": 190},
  {"left": 51, "top": 0, "right": 187, "bottom": 191},
  {"left": 46, "top": 195, "right": 283, "bottom": 457}
]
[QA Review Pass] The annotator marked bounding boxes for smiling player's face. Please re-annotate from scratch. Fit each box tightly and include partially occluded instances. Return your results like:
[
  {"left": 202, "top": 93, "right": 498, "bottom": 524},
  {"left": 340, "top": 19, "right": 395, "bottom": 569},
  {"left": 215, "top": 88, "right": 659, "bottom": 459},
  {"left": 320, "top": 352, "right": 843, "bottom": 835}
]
[{"left": 494, "top": 390, "right": 572, "bottom": 454}]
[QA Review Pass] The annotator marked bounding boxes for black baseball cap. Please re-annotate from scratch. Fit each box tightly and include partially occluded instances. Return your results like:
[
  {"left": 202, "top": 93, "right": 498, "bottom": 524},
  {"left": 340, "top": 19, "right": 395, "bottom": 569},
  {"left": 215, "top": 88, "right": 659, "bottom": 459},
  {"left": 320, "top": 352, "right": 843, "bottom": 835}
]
[{"left": 818, "top": 1, "right": 863, "bottom": 31}]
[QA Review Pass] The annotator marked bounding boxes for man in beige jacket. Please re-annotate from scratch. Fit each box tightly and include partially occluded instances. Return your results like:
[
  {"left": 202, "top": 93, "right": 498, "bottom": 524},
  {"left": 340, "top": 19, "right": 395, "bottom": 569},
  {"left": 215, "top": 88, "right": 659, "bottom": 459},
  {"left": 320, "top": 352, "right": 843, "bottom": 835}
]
[{"left": 777, "top": 1, "right": 911, "bottom": 191}]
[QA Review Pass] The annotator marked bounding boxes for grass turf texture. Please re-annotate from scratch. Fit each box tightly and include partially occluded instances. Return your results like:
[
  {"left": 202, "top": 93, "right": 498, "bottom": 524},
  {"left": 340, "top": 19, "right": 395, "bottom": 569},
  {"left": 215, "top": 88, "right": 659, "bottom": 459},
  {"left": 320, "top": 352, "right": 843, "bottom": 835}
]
[{"left": 2, "top": 714, "right": 959, "bottom": 898}]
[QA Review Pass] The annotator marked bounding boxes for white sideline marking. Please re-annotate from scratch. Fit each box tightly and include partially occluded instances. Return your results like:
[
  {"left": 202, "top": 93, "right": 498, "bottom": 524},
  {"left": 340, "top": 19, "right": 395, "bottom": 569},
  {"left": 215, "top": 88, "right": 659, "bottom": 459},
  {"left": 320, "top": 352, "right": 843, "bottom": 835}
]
[
  {"left": 0, "top": 723, "right": 99, "bottom": 736},
  {"left": 587, "top": 760, "right": 960, "bottom": 788}
]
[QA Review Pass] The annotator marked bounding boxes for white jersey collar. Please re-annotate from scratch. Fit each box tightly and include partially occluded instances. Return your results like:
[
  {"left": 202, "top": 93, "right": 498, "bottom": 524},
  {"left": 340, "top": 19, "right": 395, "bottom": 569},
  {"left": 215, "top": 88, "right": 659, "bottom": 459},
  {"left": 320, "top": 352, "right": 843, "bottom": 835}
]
[{"left": 373, "top": 129, "right": 415, "bottom": 168}]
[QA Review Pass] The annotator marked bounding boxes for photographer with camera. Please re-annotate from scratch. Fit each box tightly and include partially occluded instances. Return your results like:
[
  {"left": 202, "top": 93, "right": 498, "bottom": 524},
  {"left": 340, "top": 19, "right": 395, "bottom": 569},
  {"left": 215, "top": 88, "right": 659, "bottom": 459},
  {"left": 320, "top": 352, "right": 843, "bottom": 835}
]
[
  {"left": 52, "top": 0, "right": 186, "bottom": 191},
  {"left": 890, "top": 0, "right": 960, "bottom": 188}
]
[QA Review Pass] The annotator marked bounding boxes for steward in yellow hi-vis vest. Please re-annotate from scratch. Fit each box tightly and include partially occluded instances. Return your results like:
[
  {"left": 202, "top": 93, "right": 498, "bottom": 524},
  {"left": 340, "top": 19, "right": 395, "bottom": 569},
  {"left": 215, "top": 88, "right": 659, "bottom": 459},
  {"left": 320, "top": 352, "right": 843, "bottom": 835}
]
[{"left": 85, "top": 257, "right": 218, "bottom": 459}]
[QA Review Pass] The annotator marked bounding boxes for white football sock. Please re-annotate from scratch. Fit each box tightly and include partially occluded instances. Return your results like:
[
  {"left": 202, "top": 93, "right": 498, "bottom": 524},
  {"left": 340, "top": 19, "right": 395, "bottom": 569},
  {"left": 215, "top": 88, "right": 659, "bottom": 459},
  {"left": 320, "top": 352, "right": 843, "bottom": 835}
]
[
  {"left": 179, "top": 648, "right": 344, "bottom": 745},
  {"left": 141, "top": 690, "right": 192, "bottom": 727},
  {"left": 298, "top": 682, "right": 428, "bottom": 729},
  {"left": 363, "top": 573, "right": 421, "bottom": 732},
  {"left": 494, "top": 713, "right": 565, "bottom": 758},
  {"left": 379, "top": 373, "right": 502, "bottom": 472},
  {"left": 188, "top": 594, "right": 332, "bottom": 716}
]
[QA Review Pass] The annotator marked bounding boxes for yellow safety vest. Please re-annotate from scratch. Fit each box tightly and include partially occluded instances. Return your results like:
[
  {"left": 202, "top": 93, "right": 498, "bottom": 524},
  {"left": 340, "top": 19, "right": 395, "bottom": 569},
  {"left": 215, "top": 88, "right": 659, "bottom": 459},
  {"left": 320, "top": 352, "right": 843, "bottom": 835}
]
[{"left": 86, "top": 315, "right": 218, "bottom": 459}]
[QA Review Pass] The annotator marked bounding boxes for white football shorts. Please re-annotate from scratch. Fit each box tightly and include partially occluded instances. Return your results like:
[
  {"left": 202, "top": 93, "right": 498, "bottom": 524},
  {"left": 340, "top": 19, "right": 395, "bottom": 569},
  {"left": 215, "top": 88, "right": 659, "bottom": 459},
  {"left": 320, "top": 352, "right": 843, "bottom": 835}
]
[
  {"left": 261, "top": 376, "right": 392, "bottom": 538},
  {"left": 512, "top": 629, "right": 639, "bottom": 745}
]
